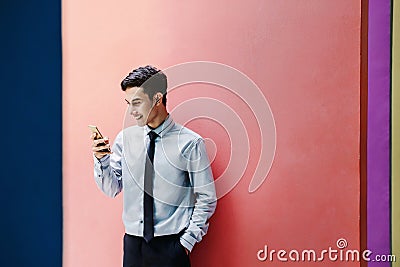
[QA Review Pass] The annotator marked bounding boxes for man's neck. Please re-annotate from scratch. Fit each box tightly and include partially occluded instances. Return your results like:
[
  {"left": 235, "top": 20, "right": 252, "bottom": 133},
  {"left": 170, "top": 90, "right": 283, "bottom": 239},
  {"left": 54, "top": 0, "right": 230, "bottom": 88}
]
[{"left": 147, "top": 110, "right": 169, "bottom": 129}]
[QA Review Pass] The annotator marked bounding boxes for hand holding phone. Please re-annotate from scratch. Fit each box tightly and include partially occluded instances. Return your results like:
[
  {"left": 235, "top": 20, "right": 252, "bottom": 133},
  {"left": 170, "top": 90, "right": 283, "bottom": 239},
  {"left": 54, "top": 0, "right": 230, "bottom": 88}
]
[{"left": 89, "top": 125, "right": 112, "bottom": 159}]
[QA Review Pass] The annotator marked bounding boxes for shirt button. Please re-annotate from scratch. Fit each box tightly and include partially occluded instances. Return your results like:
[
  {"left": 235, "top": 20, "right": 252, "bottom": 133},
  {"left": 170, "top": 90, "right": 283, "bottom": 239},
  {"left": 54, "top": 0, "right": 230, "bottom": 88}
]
[{"left": 139, "top": 220, "right": 143, "bottom": 223}]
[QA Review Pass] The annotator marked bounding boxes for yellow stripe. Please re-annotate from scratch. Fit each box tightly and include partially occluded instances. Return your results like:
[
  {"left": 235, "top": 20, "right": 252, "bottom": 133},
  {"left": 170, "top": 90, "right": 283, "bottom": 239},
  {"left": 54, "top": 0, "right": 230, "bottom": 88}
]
[{"left": 392, "top": 0, "right": 400, "bottom": 266}]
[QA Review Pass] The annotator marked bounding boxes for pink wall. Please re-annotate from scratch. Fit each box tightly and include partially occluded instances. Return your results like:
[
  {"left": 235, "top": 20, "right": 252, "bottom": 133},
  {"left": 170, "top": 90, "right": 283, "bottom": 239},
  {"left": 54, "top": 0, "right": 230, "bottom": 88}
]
[{"left": 63, "top": 1, "right": 362, "bottom": 266}]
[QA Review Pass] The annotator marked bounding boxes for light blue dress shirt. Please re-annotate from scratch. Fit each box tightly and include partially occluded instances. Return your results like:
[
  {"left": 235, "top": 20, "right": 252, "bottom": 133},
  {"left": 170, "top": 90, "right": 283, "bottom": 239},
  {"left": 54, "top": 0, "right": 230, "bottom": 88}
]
[{"left": 93, "top": 115, "right": 217, "bottom": 252}]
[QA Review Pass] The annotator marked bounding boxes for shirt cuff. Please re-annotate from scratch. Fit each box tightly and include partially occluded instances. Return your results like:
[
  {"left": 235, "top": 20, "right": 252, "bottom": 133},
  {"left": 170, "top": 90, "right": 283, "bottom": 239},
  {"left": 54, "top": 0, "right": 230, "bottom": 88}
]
[
  {"left": 180, "top": 232, "right": 197, "bottom": 252},
  {"left": 93, "top": 154, "right": 110, "bottom": 165},
  {"left": 93, "top": 155, "right": 110, "bottom": 178}
]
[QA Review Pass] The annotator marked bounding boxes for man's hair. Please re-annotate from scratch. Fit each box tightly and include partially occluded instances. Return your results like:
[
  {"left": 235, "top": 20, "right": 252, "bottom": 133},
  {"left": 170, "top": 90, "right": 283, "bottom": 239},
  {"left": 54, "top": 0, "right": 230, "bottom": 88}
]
[{"left": 121, "top": 65, "right": 168, "bottom": 105}]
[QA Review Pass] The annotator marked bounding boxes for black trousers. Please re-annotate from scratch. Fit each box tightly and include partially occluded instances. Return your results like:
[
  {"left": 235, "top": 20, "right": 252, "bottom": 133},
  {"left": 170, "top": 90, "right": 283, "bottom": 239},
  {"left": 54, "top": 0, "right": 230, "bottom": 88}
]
[{"left": 123, "top": 233, "right": 191, "bottom": 267}]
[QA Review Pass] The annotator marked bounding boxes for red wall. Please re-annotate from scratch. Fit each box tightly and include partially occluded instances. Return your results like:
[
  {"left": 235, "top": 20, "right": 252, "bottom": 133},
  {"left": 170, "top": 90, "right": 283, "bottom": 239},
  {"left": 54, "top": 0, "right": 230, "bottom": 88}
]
[{"left": 63, "top": 1, "right": 362, "bottom": 266}]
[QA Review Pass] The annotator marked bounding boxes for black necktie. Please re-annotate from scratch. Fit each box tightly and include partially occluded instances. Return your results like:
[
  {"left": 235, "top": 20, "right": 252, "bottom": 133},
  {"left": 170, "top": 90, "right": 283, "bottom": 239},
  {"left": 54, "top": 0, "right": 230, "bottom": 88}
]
[{"left": 143, "top": 131, "right": 158, "bottom": 242}]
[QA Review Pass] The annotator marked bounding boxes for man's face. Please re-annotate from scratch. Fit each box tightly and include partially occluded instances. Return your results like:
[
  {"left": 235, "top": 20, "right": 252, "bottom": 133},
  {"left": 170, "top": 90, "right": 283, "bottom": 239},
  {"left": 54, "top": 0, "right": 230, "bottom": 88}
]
[{"left": 125, "top": 87, "right": 156, "bottom": 127}]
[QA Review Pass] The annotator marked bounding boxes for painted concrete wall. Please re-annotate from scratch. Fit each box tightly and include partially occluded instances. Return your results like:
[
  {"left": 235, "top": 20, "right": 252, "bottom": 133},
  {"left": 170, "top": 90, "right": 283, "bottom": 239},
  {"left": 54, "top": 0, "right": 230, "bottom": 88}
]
[
  {"left": 63, "top": 1, "right": 362, "bottom": 266},
  {"left": 392, "top": 0, "right": 400, "bottom": 266}
]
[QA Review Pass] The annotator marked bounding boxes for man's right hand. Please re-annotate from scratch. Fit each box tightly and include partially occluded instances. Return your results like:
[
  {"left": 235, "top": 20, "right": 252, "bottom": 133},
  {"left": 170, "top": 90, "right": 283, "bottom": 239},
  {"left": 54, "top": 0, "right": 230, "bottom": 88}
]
[{"left": 91, "top": 133, "right": 112, "bottom": 159}]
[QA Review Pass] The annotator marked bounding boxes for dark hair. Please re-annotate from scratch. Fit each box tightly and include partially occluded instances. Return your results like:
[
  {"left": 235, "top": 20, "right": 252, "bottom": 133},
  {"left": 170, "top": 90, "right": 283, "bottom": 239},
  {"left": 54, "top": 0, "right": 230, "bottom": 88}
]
[{"left": 121, "top": 65, "right": 167, "bottom": 105}]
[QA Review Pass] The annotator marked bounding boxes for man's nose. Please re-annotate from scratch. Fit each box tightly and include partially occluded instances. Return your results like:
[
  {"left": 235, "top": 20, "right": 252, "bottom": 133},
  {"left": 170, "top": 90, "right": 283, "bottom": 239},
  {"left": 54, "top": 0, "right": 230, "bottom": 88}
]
[{"left": 129, "top": 105, "right": 138, "bottom": 116}]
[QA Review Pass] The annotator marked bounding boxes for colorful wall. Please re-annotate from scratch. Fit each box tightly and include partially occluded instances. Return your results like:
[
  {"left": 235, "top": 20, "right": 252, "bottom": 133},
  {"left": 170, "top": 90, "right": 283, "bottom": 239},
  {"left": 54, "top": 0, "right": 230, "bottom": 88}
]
[
  {"left": 1, "top": 0, "right": 62, "bottom": 266},
  {"left": 62, "top": 1, "right": 361, "bottom": 266},
  {"left": 1, "top": 0, "right": 398, "bottom": 266},
  {"left": 367, "top": 1, "right": 392, "bottom": 266},
  {"left": 392, "top": 0, "right": 400, "bottom": 264}
]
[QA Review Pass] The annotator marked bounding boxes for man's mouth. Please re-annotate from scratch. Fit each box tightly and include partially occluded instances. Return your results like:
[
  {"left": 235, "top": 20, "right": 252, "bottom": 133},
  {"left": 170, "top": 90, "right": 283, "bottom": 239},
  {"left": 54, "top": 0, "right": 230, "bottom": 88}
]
[{"left": 134, "top": 115, "right": 143, "bottom": 120}]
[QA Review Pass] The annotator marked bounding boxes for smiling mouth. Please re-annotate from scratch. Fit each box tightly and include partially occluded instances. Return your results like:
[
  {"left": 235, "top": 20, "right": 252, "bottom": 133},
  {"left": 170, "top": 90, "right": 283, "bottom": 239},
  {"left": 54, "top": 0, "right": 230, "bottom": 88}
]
[{"left": 134, "top": 115, "right": 143, "bottom": 120}]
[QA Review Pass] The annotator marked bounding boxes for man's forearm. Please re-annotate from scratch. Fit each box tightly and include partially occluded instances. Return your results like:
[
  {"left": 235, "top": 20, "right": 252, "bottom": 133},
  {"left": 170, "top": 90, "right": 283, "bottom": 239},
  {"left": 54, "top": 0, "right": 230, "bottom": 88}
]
[
  {"left": 94, "top": 155, "right": 123, "bottom": 198},
  {"left": 180, "top": 183, "right": 217, "bottom": 252}
]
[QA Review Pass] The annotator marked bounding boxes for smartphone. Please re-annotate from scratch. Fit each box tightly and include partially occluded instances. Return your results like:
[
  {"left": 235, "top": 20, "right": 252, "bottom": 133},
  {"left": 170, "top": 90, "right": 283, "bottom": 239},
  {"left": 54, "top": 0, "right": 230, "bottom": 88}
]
[{"left": 88, "top": 125, "right": 111, "bottom": 152}]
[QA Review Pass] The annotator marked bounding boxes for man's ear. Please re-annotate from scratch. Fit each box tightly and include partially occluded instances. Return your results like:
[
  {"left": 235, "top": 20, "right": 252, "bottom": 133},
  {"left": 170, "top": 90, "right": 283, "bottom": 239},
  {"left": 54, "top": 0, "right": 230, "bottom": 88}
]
[{"left": 154, "top": 92, "right": 163, "bottom": 105}]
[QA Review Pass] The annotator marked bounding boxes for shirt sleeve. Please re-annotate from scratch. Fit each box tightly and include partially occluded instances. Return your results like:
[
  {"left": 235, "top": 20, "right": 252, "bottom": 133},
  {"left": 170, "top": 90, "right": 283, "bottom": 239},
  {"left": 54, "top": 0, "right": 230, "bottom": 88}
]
[
  {"left": 93, "top": 131, "right": 123, "bottom": 198},
  {"left": 180, "top": 138, "right": 217, "bottom": 252}
]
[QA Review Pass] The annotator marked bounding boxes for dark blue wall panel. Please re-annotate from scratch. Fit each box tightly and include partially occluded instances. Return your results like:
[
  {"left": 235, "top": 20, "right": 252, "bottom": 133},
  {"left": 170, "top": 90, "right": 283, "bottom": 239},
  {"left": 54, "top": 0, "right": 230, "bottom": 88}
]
[{"left": 0, "top": 0, "right": 62, "bottom": 266}]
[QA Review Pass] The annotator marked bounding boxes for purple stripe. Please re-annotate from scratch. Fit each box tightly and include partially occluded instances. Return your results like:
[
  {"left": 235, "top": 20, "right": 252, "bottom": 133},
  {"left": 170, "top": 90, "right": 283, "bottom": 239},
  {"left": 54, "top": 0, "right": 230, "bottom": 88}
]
[{"left": 367, "top": 0, "right": 391, "bottom": 266}]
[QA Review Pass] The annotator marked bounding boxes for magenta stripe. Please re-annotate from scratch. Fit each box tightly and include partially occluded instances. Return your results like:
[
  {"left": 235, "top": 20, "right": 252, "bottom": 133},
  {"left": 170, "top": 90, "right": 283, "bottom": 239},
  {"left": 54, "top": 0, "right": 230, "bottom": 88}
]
[{"left": 367, "top": 0, "right": 391, "bottom": 266}]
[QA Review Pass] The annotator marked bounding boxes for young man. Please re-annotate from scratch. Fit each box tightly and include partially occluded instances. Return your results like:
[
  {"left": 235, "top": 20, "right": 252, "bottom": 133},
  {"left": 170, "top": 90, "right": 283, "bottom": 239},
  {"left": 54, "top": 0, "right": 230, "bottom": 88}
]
[{"left": 91, "top": 65, "right": 217, "bottom": 267}]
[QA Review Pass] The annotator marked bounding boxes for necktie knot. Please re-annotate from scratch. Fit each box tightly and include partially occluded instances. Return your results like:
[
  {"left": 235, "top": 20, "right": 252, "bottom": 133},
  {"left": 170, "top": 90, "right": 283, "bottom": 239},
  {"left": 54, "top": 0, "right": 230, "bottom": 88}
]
[{"left": 148, "top": 131, "right": 158, "bottom": 142}]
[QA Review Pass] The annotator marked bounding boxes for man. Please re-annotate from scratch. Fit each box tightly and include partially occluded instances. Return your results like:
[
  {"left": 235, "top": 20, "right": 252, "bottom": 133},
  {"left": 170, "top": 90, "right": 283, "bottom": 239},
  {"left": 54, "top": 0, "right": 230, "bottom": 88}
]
[{"left": 91, "top": 65, "right": 217, "bottom": 267}]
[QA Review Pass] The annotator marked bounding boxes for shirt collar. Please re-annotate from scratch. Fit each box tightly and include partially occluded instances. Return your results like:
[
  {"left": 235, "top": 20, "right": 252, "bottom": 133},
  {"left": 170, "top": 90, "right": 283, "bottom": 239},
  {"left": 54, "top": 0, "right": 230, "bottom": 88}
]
[{"left": 144, "top": 114, "right": 174, "bottom": 138}]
